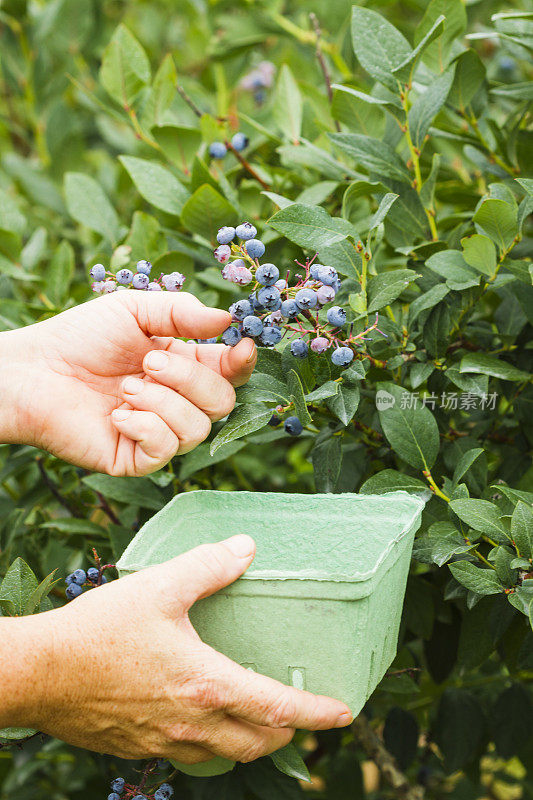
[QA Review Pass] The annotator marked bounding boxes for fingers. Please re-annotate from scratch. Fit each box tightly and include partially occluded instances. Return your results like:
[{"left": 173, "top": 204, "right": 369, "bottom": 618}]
[
  {"left": 164, "top": 742, "right": 214, "bottom": 764},
  {"left": 110, "top": 408, "right": 179, "bottom": 474},
  {"left": 214, "top": 658, "right": 353, "bottom": 732},
  {"left": 154, "top": 337, "right": 257, "bottom": 388},
  {"left": 121, "top": 291, "right": 232, "bottom": 339},
  {"left": 120, "top": 376, "right": 212, "bottom": 454},
  {"left": 167, "top": 535, "right": 256, "bottom": 612},
  {"left": 143, "top": 350, "right": 236, "bottom": 421},
  {"left": 206, "top": 718, "right": 294, "bottom": 764}
]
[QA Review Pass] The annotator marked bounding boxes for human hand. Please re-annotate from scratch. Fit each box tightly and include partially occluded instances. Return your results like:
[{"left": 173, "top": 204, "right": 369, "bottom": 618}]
[
  {"left": 19, "top": 536, "right": 352, "bottom": 762},
  {"left": 0, "top": 291, "right": 256, "bottom": 475}
]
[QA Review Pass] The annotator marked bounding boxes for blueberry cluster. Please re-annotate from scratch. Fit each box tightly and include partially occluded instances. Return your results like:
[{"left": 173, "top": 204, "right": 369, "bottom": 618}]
[
  {"left": 213, "top": 221, "right": 384, "bottom": 366},
  {"left": 209, "top": 132, "right": 249, "bottom": 160},
  {"left": 108, "top": 777, "right": 173, "bottom": 800},
  {"left": 65, "top": 567, "right": 107, "bottom": 600},
  {"left": 90, "top": 260, "right": 185, "bottom": 294}
]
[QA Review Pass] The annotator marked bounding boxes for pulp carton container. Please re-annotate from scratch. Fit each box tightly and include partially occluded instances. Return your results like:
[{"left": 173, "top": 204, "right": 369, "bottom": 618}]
[{"left": 117, "top": 490, "right": 425, "bottom": 775}]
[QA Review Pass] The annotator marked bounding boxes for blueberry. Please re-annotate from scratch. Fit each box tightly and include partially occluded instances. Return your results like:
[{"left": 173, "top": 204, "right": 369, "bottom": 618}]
[
  {"left": 70, "top": 569, "right": 87, "bottom": 586},
  {"left": 268, "top": 414, "right": 281, "bottom": 426},
  {"left": 66, "top": 583, "right": 83, "bottom": 600},
  {"left": 147, "top": 281, "right": 162, "bottom": 291},
  {"left": 250, "top": 292, "right": 265, "bottom": 312},
  {"left": 221, "top": 260, "right": 253, "bottom": 285},
  {"left": 222, "top": 327, "right": 242, "bottom": 346},
  {"left": 333, "top": 277, "right": 342, "bottom": 293},
  {"left": 317, "top": 265, "right": 338, "bottom": 286},
  {"left": 327, "top": 306, "right": 347, "bottom": 327},
  {"left": 284, "top": 416, "right": 303, "bottom": 436},
  {"left": 295, "top": 288, "right": 317, "bottom": 310},
  {"left": 90, "top": 263, "right": 106, "bottom": 281},
  {"left": 108, "top": 794, "right": 121, "bottom": 800},
  {"left": 136, "top": 260, "right": 152, "bottom": 275},
  {"left": 311, "top": 336, "right": 330, "bottom": 353},
  {"left": 214, "top": 244, "right": 231, "bottom": 263},
  {"left": 111, "top": 777, "right": 125, "bottom": 794},
  {"left": 209, "top": 141, "right": 227, "bottom": 159},
  {"left": 132, "top": 273, "right": 149, "bottom": 290},
  {"left": 132, "top": 796, "right": 147, "bottom": 800},
  {"left": 331, "top": 346, "right": 354, "bottom": 366},
  {"left": 232, "top": 299, "right": 253, "bottom": 320},
  {"left": 91, "top": 281, "right": 105, "bottom": 293},
  {"left": 257, "top": 286, "right": 281, "bottom": 310},
  {"left": 275, "top": 278, "right": 288, "bottom": 291},
  {"left": 317, "top": 285, "right": 336, "bottom": 305},
  {"left": 264, "top": 310, "right": 283, "bottom": 325},
  {"left": 217, "top": 226, "right": 236, "bottom": 245},
  {"left": 242, "top": 315, "right": 263, "bottom": 337},
  {"left": 236, "top": 222, "right": 257, "bottom": 240},
  {"left": 162, "top": 272, "right": 185, "bottom": 291},
  {"left": 231, "top": 132, "right": 249, "bottom": 152},
  {"left": 256, "top": 263, "right": 279, "bottom": 286},
  {"left": 102, "top": 280, "right": 117, "bottom": 293},
  {"left": 87, "top": 567, "right": 99, "bottom": 584},
  {"left": 280, "top": 299, "right": 299, "bottom": 318},
  {"left": 290, "top": 338, "right": 308, "bottom": 358},
  {"left": 116, "top": 269, "right": 133, "bottom": 285},
  {"left": 244, "top": 238, "right": 265, "bottom": 259},
  {"left": 197, "top": 337, "right": 218, "bottom": 343},
  {"left": 259, "top": 325, "right": 283, "bottom": 347},
  {"left": 155, "top": 786, "right": 174, "bottom": 800},
  {"left": 309, "top": 263, "right": 322, "bottom": 280}
]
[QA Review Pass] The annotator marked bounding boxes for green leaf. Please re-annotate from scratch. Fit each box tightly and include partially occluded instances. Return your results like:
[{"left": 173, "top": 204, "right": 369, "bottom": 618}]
[
  {"left": 413, "top": 522, "right": 472, "bottom": 567},
  {"left": 273, "top": 65, "right": 302, "bottom": 144},
  {"left": 326, "top": 382, "right": 360, "bottom": 426},
  {"left": 408, "top": 67, "right": 455, "bottom": 150},
  {"left": 119, "top": 156, "right": 190, "bottom": 217},
  {"left": 312, "top": 437, "right": 342, "bottom": 493},
  {"left": 47, "top": 240, "right": 74, "bottom": 306},
  {"left": 367, "top": 269, "right": 419, "bottom": 312},
  {"left": 287, "top": 370, "right": 312, "bottom": 426},
  {"left": 99, "top": 24, "right": 151, "bottom": 107},
  {"left": 415, "top": 0, "right": 467, "bottom": 73},
  {"left": 179, "top": 441, "right": 246, "bottom": 482},
  {"left": 270, "top": 743, "right": 310, "bottom": 782},
  {"left": 0, "top": 187, "right": 25, "bottom": 235},
  {"left": 82, "top": 475, "right": 165, "bottom": 510},
  {"left": 24, "top": 569, "right": 59, "bottom": 616},
  {"left": 449, "top": 499, "right": 510, "bottom": 540},
  {"left": 210, "top": 405, "right": 273, "bottom": 455},
  {"left": 517, "top": 178, "right": 533, "bottom": 198},
  {"left": 460, "top": 352, "right": 530, "bottom": 382},
  {"left": 449, "top": 561, "right": 503, "bottom": 596},
  {"left": 392, "top": 15, "right": 446, "bottom": 83},
  {"left": 142, "top": 53, "right": 177, "bottom": 128},
  {"left": 0, "top": 727, "right": 38, "bottom": 741},
  {"left": 237, "top": 372, "right": 290, "bottom": 405},
  {"left": 383, "top": 708, "right": 419, "bottom": 770},
  {"left": 305, "top": 381, "right": 339, "bottom": 403},
  {"left": 329, "top": 133, "right": 412, "bottom": 184},
  {"left": 425, "top": 249, "right": 480, "bottom": 290},
  {"left": 360, "top": 469, "right": 429, "bottom": 496},
  {"left": 64, "top": 172, "right": 120, "bottom": 243},
  {"left": 0, "top": 558, "right": 38, "bottom": 616},
  {"left": 369, "top": 193, "right": 398, "bottom": 231},
  {"left": 408, "top": 283, "right": 449, "bottom": 326},
  {"left": 376, "top": 382, "right": 440, "bottom": 469},
  {"left": 351, "top": 7, "right": 411, "bottom": 93},
  {"left": 493, "top": 685, "right": 533, "bottom": 759},
  {"left": 448, "top": 49, "right": 486, "bottom": 110},
  {"left": 473, "top": 199, "right": 518, "bottom": 254},
  {"left": 453, "top": 448, "right": 485, "bottom": 485},
  {"left": 152, "top": 125, "right": 202, "bottom": 173},
  {"left": 269, "top": 204, "right": 354, "bottom": 250},
  {"left": 38, "top": 519, "right": 108, "bottom": 537},
  {"left": 461, "top": 234, "right": 497, "bottom": 276},
  {"left": 511, "top": 501, "right": 533, "bottom": 559},
  {"left": 180, "top": 184, "right": 239, "bottom": 239}
]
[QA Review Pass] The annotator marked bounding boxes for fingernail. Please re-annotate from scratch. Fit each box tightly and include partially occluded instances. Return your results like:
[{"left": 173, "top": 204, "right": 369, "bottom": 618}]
[
  {"left": 245, "top": 340, "right": 257, "bottom": 363},
  {"left": 145, "top": 350, "right": 169, "bottom": 371},
  {"left": 335, "top": 712, "right": 353, "bottom": 727},
  {"left": 123, "top": 377, "right": 144, "bottom": 395},
  {"left": 112, "top": 409, "right": 132, "bottom": 422},
  {"left": 224, "top": 534, "right": 255, "bottom": 558}
]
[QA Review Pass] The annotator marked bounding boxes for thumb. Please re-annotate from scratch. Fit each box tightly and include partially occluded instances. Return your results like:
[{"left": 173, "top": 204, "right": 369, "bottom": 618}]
[
  {"left": 161, "top": 535, "right": 256, "bottom": 613},
  {"left": 126, "top": 290, "right": 231, "bottom": 339}
]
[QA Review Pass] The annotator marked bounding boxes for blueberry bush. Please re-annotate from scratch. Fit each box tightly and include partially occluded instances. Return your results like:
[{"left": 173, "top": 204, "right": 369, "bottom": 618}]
[{"left": 0, "top": 0, "right": 532, "bottom": 797}]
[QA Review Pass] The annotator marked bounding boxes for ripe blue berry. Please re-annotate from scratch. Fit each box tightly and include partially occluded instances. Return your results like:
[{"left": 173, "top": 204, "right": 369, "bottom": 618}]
[
  {"left": 259, "top": 325, "right": 283, "bottom": 346},
  {"left": 250, "top": 292, "right": 265, "bottom": 312},
  {"left": 284, "top": 416, "right": 303, "bottom": 436},
  {"left": 290, "top": 338, "right": 308, "bottom": 358},
  {"left": 327, "top": 306, "right": 347, "bottom": 327},
  {"left": 232, "top": 299, "right": 254, "bottom": 320},
  {"left": 295, "top": 288, "right": 318, "bottom": 310},
  {"left": 116, "top": 269, "right": 133, "bottom": 285},
  {"left": 132, "top": 273, "right": 149, "bottom": 290},
  {"left": 162, "top": 272, "right": 185, "bottom": 291},
  {"left": 264, "top": 310, "right": 283, "bottom": 325},
  {"left": 331, "top": 346, "right": 354, "bottom": 366},
  {"left": 197, "top": 337, "right": 218, "bottom": 343},
  {"left": 311, "top": 336, "right": 329, "bottom": 353},
  {"left": 132, "top": 796, "right": 147, "bottom": 800},
  {"left": 309, "top": 263, "right": 322, "bottom": 280},
  {"left": 217, "top": 226, "right": 236, "bottom": 244},
  {"left": 244, "top": 238, "right": 265, "bottom": 259},
  {"left": 231, "top": 132, "right": 249, "bottom": 151},
  {"left": 317, "top": 285, "right": 336, "bottom": 304},
  {"left": 155, "top": 785, "right": 174, "bottom": 800},
  {"left": 268, "top": 414, "right": 281, "bottom": 426},
  {"left": 209, "top": 141, "right": 227, "bottom": 159},
  {"left": 147, "top": 281, "right": 162, "bottom": 291},
  {"left": 136, "top": 260, "right": 152, "bottom": 275},
  {"left": 90, "top": 263, "right": 106, "bottom": 281},
  {"left": 275, "top": 278, "right": 288, "bottom": 291},
  {"left": 214, "top": 244, "right": 231, "bottom": 263},
  {"left": 280, "top": 299, "right": 299, "bottom": 318},
  {"left": 257, "top": 286, "right": 281, "bottom": 310},
  {"left": 108, "top": 794, "right": 121, "bottom": 800},
  {"left": 256, "top": 263, "right": 279, "bottom": 286},
  {"left": 222, "top": 327, "right": 242, "bottom": 346},
  {"left": 70, "top": 569, "right": 87, "bottom": 586},
  {"left": 87, "top": 567, "right": 99, "bottom": 584},
  {"left": 66, "top": 583, "right": 83, "bottom": 600},
  {"left": 236, "top": 222, "right": 257, "bottom": 240},
  {"left": 242, "top": 315, "right": 263, "bottom": 336},
  {"left": 317, "top": 265, "right": 338, "bottom": 286}
]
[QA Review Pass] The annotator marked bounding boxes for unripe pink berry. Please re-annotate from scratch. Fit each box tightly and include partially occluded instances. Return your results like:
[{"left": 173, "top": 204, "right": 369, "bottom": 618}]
[
  {"left": 214, "top": 244, "right": 231, "bottom": 263},
  {"left": 311, "top": 336, "right": 330, "bottom": 353},
  {"left": 102, "top": 280, "right": 117, "bottom": 293},
  {"left": 317, "top": 285, "right": 336, "bottom": 304}
]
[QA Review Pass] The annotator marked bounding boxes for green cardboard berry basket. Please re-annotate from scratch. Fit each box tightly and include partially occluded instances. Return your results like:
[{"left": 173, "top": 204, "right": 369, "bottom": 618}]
[{"left": 117, "top": 489, "right": 425, "bottom": 776}]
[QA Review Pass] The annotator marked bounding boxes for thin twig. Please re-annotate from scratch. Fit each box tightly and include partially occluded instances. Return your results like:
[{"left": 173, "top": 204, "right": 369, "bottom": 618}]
[
  {"left": 37, "top": 459, "right": 80, "bottom": 516},
  {"left": 95, "top": 492, "right": 120, "bottom": 526},
  {"left": 309, "top": 13, "right": 341, "bottom": 132},
  {"left": 225, "top": 141, "right": 271, "bottom": 190},
  {"left": 176, "top": 84, "right": 203, "bottom": 118}
]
